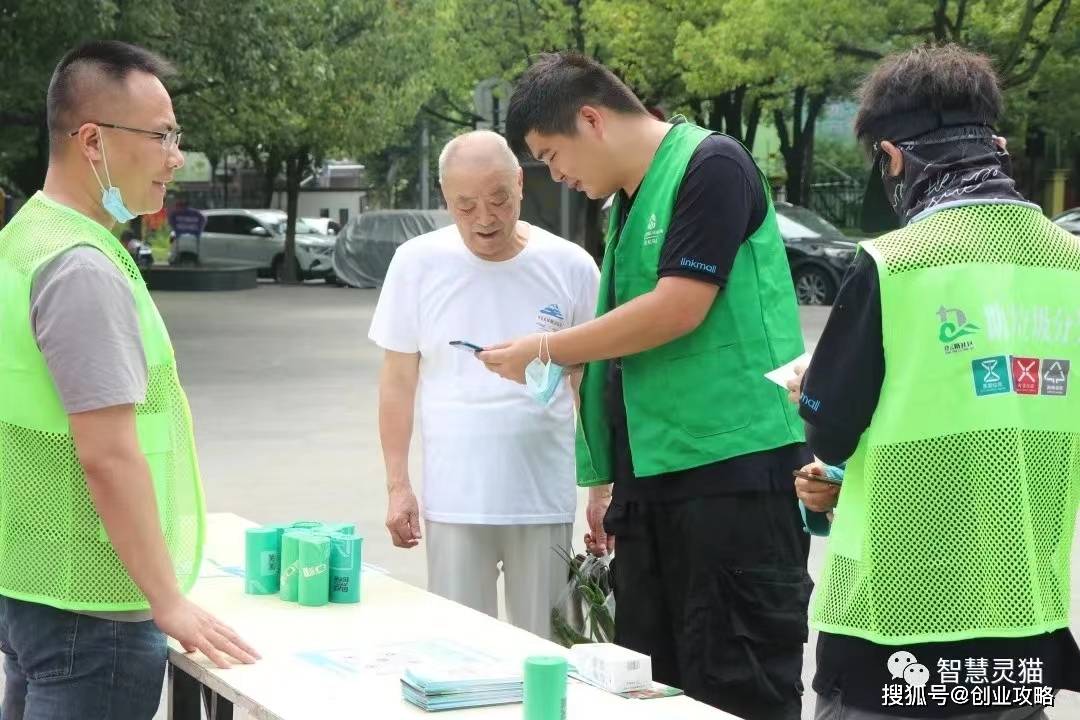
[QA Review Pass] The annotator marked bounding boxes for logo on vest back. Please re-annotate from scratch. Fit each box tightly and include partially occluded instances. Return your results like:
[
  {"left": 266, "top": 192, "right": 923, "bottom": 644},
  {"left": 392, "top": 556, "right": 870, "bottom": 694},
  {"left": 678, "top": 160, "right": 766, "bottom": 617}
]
[
  {"left": 938, "top": 306, "right": 980, "bottom": 354},
  {"left": 1011, "top": 357, "right": 1040, "bottom": 395},
  {"left": 1041, "top": 359, "right": 1070, "bottom": 396},
  {"left": 643, "top": 213, "right": 664, "bottom": 245},
  {"left": 973, "top": 356, "right": 1010, "bottom": 396},
  {"left": 972, "top": 355, "right": 1070, "bottom": 397}
]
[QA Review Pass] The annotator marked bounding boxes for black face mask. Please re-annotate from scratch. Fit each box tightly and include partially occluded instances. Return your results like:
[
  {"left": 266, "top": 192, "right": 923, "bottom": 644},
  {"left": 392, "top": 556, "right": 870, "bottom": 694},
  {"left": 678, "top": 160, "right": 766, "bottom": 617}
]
[
  {"left": 861, "top": 149, "right": 901, "bottom": 234},
  {"left": 858, "top": 108, "right": 995, "bottom": 233},
  {"left": 861, "top": 128, "right": 1019, "bottom": 232}
]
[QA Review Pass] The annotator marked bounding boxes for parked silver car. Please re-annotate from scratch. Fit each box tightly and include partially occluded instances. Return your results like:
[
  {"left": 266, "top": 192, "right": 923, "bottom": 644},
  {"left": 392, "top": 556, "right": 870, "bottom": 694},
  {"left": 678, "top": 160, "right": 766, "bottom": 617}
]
[{"left": 176, "top": 209, "right": 335, "bottom": 282}]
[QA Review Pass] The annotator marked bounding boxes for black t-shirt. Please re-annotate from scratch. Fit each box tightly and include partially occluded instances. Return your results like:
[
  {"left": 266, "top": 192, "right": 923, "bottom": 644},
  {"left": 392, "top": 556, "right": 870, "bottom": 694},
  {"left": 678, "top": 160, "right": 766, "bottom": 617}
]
[
  {"left": 797, "top": 252, "right": 885, "bottom": 465},
  {"left": 607, "top": 132, "right": 807, "bottom": 498},
  {"left": 800, "top": 254, "right": 1080, "bottom": 715}
]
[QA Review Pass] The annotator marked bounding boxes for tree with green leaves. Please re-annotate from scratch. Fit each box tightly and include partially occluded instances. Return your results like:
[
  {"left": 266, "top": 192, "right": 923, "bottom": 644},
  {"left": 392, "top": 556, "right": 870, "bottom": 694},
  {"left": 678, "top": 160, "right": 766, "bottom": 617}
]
[
  {"left": 0, "top": 0, "right": 179, "bottom": 194},
  {"left": 170, "top": 0, "right": 437, "bottom": 282}
]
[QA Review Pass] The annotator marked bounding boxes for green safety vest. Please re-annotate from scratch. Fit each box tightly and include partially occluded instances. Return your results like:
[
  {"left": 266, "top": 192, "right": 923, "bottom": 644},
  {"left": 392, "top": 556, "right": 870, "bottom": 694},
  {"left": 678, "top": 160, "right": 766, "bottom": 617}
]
[
  {"left": 812, "top": 202, "right": 1080, "bottom": 644},
  {"left": 577, "top": 122, "right": 805, "bottom": 484},
  {"left": 0, "top": 192, "right": 205, "bottom": 612}
]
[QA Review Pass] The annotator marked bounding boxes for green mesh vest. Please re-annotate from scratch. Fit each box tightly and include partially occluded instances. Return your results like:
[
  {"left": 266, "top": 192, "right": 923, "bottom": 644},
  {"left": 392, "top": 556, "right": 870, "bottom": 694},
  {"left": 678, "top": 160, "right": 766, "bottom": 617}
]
[
  {"left": 813, "top": 202, "right": 1080, "bottom": 645},
  {"left": 577, "top": 122, "right": 805, "bottom": 484},
  {"left": 0, "top": 192, "right": 205, "bottom": 612}
]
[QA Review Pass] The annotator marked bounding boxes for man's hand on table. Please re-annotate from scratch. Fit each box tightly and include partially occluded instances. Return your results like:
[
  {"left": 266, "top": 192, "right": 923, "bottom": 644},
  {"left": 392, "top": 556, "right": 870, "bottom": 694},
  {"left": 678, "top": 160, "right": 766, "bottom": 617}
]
[{"left": 154, "top": 593, "right": 260, "bottom": 669}]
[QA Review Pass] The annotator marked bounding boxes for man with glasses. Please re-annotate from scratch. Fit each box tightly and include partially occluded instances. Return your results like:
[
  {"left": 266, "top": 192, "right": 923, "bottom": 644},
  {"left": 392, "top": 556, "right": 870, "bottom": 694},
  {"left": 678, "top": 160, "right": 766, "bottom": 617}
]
[{"left": 0, "top": 41, "right": 257, "bottom": 720}]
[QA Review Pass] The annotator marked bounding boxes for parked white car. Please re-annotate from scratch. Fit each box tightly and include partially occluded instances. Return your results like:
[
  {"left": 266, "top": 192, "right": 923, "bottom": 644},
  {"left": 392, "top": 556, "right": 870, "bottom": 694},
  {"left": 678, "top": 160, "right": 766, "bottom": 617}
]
[
  {"left": 302, "top": 217, "right": 342, "bottom": 237},
  {"left": 177, "top": 209, "right": 336, "bottom": 282}
]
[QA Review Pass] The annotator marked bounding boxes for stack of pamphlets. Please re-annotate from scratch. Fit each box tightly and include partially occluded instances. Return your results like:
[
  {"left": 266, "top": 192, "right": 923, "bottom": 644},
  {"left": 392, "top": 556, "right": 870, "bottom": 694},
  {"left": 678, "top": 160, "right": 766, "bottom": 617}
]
[{"left": 401, "top": 658, "right": 524, "bottom": 711}]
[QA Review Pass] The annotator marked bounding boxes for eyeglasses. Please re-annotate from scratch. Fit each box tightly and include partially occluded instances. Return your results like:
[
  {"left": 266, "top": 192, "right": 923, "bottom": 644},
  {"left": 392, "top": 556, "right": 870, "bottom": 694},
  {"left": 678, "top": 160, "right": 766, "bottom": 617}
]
[{"left": 69, "top": 122, "right": 183, "bottom": 151}]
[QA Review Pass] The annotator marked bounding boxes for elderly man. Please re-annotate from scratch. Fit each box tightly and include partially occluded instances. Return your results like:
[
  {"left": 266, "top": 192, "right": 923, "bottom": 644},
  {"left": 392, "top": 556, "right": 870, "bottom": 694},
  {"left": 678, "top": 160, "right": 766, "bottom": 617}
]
[
  {"left": 368, "top": 130, "right": 599, "bottom": 638},
  {"left": 0, "top": 41, "right": 256, "bottom": 720}
]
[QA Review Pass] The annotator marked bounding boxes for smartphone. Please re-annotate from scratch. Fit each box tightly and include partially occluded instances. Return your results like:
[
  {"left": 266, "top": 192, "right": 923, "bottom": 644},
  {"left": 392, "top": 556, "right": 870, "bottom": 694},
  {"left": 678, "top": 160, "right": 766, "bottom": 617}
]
[
  {"left": 449, "top": 340, "right": 484, "bottom": 354},
  {"left": 793, "top": 469, "right": 843, "bottom": 486}
]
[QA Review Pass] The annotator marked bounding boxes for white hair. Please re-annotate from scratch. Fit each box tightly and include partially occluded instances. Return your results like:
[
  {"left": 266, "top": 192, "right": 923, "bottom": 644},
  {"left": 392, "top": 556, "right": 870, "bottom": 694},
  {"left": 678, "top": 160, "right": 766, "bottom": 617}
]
[{"left": 437, "top": 130, "right": 520, "bottom": 184}]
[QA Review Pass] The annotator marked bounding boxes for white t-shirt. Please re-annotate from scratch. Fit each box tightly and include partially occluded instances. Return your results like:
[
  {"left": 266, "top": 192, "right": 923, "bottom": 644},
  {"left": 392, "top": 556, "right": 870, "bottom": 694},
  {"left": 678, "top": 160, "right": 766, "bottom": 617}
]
[{"left": 368, "top": 223, "right": 600, "bottom": 525}]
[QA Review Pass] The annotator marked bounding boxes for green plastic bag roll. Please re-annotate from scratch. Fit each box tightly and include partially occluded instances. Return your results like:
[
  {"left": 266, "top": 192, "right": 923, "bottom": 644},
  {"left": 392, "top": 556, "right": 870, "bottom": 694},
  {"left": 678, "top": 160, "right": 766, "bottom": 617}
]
[
  {"left": 244, "top": 527, "right": 281, "bottom": 595},
  {"left": 279, "top": 529, "right": 307, "bottom": 602},
  {"left": 524, "top": 656, "right": 567, "bottom": 720},
  {"left": 298, "top": 534, "right": 331, "bottom": 607},
  {"left": 289, "top": 520, "right": 322, "bottom": 530},
  {"left": 329, "top": 533, "right": 362, "bottom": 603}
]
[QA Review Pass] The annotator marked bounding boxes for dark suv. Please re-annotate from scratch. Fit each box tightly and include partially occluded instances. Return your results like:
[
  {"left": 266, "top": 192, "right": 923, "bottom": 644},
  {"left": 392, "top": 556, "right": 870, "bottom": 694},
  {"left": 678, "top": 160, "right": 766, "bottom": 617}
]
[{"left": 776, "top": 202, "right": 858, "bottom": 305}]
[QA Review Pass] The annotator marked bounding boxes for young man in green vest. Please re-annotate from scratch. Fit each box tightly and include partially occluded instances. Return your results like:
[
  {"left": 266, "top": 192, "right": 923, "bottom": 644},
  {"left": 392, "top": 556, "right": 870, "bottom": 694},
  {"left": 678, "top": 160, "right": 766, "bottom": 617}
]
[
  {"left": 794, "top": 45, "right": 1080, "bottom": 719},
  {"left": 0, "top": 41, "right": 257, "bottom": 719},
  {"left": 481, "top": 53, "right": 812, "bottom": 720}
]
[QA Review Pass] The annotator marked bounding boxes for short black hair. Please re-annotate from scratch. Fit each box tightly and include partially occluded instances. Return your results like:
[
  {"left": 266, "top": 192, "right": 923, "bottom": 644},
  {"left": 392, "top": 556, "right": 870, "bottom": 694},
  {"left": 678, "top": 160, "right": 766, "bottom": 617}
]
[
  {"left": 506, "top": 52, "right": 648, "bottom": 156},
  {"left": 47, "top": 40, "right": 176, "bottom": 147},
  {"left": 854, "top": 44, "right": 1002, "bottom": 150}
]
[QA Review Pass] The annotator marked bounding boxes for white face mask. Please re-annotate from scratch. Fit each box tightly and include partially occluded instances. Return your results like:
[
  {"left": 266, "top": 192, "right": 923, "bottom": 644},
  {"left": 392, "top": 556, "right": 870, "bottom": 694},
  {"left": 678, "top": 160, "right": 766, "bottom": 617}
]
[{"left": 524, "top": 333, "right": 564, "bottom": 405}]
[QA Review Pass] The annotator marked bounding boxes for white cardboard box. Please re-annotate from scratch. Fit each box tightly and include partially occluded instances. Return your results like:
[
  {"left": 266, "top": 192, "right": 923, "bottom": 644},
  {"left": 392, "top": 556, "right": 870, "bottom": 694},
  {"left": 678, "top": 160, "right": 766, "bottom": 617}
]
[{"left": 570, "top": 643, "right": 652, "bottom": 694}]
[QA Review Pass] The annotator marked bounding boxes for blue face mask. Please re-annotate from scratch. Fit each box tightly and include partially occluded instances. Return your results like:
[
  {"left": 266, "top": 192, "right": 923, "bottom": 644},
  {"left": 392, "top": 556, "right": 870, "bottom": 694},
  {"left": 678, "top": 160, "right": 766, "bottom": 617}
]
[
  {"left": 525, "top": 334, "right": 565, "bottom": 405},
  {"left": 87, "top": 131, "right": 137, "bottom": 223}
]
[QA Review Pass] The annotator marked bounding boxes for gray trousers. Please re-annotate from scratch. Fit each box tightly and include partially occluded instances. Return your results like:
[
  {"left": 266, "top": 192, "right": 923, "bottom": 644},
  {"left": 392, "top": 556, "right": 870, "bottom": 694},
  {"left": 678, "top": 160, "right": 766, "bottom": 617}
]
[
  {"left": 424, "top": 521, "right": 573, "bottom": 641},
  {"left": 814, "top": 692, "right": 1050, "bottom": 720}
]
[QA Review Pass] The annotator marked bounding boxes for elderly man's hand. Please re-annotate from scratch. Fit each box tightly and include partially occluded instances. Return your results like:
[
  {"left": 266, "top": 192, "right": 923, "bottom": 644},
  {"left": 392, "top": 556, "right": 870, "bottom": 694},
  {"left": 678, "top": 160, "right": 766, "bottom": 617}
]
[
  {"left": 786, "top": 363, "right": 807, "bottom": 404},
  {"left": 386, "top": 484, "right": 422, "bottom": 548},
  {"left": 477, "top": 333, "right": 545, "bottom": 385},
  {"left": 795, "top": 461, "right": 841, "bottom": 513}
]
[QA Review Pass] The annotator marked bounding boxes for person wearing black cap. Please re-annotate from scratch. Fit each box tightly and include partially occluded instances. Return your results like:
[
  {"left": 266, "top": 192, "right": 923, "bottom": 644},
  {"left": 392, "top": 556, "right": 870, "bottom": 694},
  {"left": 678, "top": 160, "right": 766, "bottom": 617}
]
[{"left": 794, "top": 45, "right": 1080, "bottom": 719}]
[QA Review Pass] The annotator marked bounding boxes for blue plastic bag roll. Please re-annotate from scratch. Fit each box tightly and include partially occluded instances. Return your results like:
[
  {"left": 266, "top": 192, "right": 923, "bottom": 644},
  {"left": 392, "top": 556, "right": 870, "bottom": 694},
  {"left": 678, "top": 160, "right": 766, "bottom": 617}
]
[
  {"left": 298, "top": 534, "right": 331, "bottom": 607},
  {"left": 329, "top": 533, "right": 362, "bottom": 604}
]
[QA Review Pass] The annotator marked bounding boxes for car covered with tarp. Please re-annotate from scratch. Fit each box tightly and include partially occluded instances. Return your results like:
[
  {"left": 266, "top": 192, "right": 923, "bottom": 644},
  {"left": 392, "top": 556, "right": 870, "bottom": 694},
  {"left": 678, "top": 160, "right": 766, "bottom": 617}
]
[{"left": 332, "top": 209, "right": 454, "bottom": 288}]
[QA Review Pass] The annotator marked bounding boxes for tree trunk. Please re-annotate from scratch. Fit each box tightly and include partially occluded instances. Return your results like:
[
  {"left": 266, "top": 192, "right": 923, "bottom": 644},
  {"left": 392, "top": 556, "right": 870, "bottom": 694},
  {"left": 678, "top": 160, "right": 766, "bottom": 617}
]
[
  {"left": 711, "top": 93, "right": 729, "bottom": 133},
  {"left": 723, "top": 86, "right": 747, "bottom": 143},
  {"left": 745, "top": 98, "right": 762, "bottom": 153},
  {"left": 775, "top": 87, "right": 805, "bottom": 204},
  {"left": 568, "top": 0, "right": 586, "bottom": 53},
  {"left": 260, "top": 148, "right": 282, "bottom": 208},
  {"left": 799, "top": 94, "right": 828, "bottom": 204},
  {"left": 775, "top": 88, "right": 828, "bottom": 206},
  {"left": 932, "top": 0, "right": 950, "bottom": 41},
  {"left": 282, "top": 150, "right": 308, "bottom": 284}
]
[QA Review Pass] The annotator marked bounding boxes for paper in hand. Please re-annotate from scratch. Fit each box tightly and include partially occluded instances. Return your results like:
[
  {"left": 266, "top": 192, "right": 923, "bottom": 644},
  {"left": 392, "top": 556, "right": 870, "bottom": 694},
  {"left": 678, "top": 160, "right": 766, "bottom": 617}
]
[{"left": 764, "top": 352, "right": 813, "bottom": 389}]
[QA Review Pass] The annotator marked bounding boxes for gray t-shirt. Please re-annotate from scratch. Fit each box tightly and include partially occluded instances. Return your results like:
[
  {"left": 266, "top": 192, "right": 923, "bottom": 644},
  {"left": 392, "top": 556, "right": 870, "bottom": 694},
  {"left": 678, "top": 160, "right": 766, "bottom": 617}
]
[{"left": 30, "top": 246, "right": 152, "bottom": 622}]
